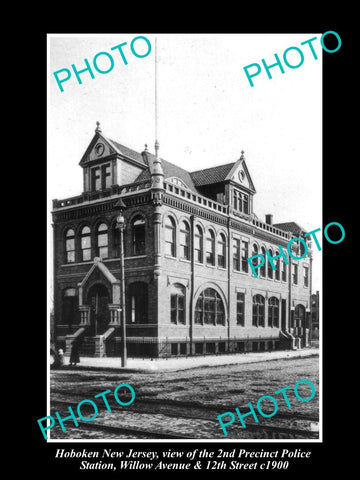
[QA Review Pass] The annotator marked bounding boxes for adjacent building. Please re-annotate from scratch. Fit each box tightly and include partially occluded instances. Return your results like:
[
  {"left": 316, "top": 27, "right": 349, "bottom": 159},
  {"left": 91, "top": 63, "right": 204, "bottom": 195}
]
[{"left": 51, "top": 122, "right": 313, "bottom": 358}]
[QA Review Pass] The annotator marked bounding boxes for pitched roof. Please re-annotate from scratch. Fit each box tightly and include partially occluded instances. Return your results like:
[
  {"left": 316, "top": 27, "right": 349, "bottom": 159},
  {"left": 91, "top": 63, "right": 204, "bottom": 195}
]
[
  {"left": 108, "top": 138, "right": 147, "bottom": 165},
  {"left": 190, "top": 162, "right": 235, "bottom": 186},
  {"left": 273, "top": 221, "right": 306, "bottom": 235},
  {"left": 107, "top": 139, "right": 235, "bottom": 193},
  {"left": 134, "top": 150, "right": 200, "bottom": 193}
]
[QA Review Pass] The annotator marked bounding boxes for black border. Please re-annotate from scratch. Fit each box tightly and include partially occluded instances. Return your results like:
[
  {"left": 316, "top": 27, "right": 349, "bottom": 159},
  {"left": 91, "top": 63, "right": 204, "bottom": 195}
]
[{"left": 24, "top": 21, "right": 353, "bottom": 476}]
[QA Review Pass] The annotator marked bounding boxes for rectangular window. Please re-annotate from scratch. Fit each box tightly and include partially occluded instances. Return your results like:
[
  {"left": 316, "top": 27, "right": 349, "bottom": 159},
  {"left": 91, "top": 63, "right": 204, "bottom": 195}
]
[
  {"left": 233, "top": 238, "right": 240, "bottom": 271},
  {"left": 206, "top": 234, "right": 215, "bottom": 266},
  {"left": 236, "top": 292, "right": 245, "bottom": 326},
  {"left": 101, "top": 164, "right": 111, "bottom": 189},
  {"left": 304, "top": 266, "right": 309, "bottom": 287},
  {"left": 233, "top": 190, "right": 249, "bottom": 213},
  {"left": 170, "top": 294, "right": 177, "bottom": 324},
  {"left": 293, "top": 264, "right": 298, "bottom": 285},
  {"left": 131, "top": 296, "right": 136, "bottom": 323},
  {"left": 66, "top": 239, "right": 75, "bottom": 263},
  {"left": 165, "top": 227, "right": 175, "bottom": 257},
  {"left": 194, "top": 233, "right": 202, "bottom": 263},
  {"left": 180, "top": 230, "right": 190, "bottom": 260},
  {"left": 81, "top": 236, "right": 91, "bottom": 261},
  {"left": 171, "top": 289, "right": 186, "bottom": 324},
  {"left": 98, "top": 233, "right": 108, "bottom": 259},
  {"left": 178, "top": 294, "right": 185, "bottom": 324},
  {"left": 91, "top": 167, "right": 101, "bottom": 191},
  {"left": 243, "top": 195, "right": 249, "bottom": 214},
  {"left": 282, "top": 261, "right": 287, "bottom": 282},
  {"left": 67, "top": 250, "right": 75, "bottom": 263},
  {"left": 241, "top": 240, "right": 249, "bottom": 272},
  {"left": 275, "top": 259, "right": 280, "bottom": 280}
]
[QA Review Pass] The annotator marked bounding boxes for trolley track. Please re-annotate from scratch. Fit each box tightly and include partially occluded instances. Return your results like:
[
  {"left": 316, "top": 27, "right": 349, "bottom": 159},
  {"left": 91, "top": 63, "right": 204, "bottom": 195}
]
[{"left": 50, "top": 395, "right": 319, "bottom": 440}]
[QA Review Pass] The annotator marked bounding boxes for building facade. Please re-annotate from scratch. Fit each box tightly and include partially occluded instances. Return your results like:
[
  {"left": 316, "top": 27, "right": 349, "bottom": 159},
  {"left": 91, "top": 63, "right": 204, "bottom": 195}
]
[{"left": 52, "top": 123, "right": 313, "bottom": 358}]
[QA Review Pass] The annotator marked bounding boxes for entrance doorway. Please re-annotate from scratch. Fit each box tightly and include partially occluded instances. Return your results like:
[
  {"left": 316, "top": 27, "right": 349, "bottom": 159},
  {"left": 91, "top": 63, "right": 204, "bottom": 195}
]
[{"left": 87, "top": 283, "right": 110, "bottom": 335}]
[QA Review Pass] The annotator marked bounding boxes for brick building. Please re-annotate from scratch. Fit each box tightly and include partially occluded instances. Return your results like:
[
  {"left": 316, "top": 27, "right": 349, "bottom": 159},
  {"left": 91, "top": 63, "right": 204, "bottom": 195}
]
[{"left": 52, "top": 122, "right": 313, "bottom": 358}]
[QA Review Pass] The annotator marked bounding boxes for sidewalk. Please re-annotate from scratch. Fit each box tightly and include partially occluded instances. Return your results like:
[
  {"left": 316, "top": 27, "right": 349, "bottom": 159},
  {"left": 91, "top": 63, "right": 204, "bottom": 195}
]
[{"left": 61, "top": 347, "right": 319, "bottom": 373}]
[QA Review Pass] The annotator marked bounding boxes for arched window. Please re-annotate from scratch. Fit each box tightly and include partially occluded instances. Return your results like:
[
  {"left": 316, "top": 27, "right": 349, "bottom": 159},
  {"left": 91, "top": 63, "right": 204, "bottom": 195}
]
[
  {"left": 217, "top": 233, "right": 226, "bottom": 268},
  {"left": 260, "top": 246, "right": 266, "bottom": 277},
  {"left": 274, "top": 250, "right": 280, "bottom": 280},
  {"left": 268, "top": 297, "right": 279, "bottom": 327},
  {"left": 251, "top": 244, "right": 259, "bottom": 272},
  {"left": 65, "top": 228, "right": 75, "bottom": 263},
  {"left": 97, "top": 223, "right": 108, "bottom": 258},
  {"left": 206, "top": 229, "right": 215, "bottom": 266},
  {"left": 282, "top": 259, "right": 287, "bottom": 282},
  {"left": 252, "top": 294, "right": 265, "bottom": 327},
  {"left": 195, "top": 288, "right": 225, "bottom": 325},
  {"left": 267, "top": 248, "right": 273, "bottom": 279},
  {"left": 80, "top": 226, "right": 91, "bottom": 261},
  {"left": 194, "top": 225, "right": 203, "bottom": 263},
  {"left": 170, "top": 283, "right": 186, "bottom": 324},
  {"left": 165, "top": 216, "right": 176, "bottom": 257},
  {"left": 294, "top": 304, "right": 306, "bottom": 330},
  {"left": 179, "top": 221, "right": 190, "bottom": 260},
  {"left": 132, "top": 216, "right": 145, "bottom": 255}
]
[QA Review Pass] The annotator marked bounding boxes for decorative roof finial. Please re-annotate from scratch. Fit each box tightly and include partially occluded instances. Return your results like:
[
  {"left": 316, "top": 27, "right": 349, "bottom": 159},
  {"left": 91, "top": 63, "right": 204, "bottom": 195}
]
[
  {"left": 240, "top": 150, "right": 245, "bottom": 160},
  {"left": 95, "top": 121, "right": 102, "bottom": 133},
  {"left": 144, "top": 144, "right": 148, "bottom": 151}
]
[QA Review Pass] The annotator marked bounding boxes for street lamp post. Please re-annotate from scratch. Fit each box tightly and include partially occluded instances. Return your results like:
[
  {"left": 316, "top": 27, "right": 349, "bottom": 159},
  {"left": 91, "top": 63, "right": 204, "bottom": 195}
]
[{"left": 115, "top": 198, "right": 127, "bottom": 367}]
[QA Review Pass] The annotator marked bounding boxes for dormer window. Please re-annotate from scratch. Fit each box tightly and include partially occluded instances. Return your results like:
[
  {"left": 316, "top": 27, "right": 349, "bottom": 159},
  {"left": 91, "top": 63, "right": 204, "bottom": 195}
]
[
  {"left": 90, "top": 163, "right": 111, "bottom": 191},
  {"left": 233, "top": 189, "right": 249, "bottom": 214}
]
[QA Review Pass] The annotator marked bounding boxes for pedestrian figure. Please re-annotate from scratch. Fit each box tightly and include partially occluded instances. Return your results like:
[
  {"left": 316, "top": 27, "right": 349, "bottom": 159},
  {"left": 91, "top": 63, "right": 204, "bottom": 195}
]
[
  {"left": 51, "top": 348, "right": 65, "bottom": 369},
  {"left": 70, "top": 338, "right": 81, "bottom": 366}
]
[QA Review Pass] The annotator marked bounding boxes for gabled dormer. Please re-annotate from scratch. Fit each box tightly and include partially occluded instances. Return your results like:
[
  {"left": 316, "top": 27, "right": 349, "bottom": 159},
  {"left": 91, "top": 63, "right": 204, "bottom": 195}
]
[
  {"left": 79, "top": 122, "right": 147, "bottom": 193},
  {"left": 225, "top": 151, "right": 256, "bottom": 216},
  {"left": 190, "top": 151, "right": 256, "bottom": 215}
]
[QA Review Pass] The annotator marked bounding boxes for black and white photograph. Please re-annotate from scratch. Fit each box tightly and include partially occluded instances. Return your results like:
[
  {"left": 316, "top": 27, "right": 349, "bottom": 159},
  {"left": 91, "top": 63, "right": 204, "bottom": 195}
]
[{"left": 37, "top": 29, "right": 350, "bottom": 473}]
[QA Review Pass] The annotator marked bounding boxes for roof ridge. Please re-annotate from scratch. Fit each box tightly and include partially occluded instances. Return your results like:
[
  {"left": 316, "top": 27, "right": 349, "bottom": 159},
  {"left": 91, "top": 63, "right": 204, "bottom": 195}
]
[{"left": 190, "top": 161, "right": 235, "bottom": 175}]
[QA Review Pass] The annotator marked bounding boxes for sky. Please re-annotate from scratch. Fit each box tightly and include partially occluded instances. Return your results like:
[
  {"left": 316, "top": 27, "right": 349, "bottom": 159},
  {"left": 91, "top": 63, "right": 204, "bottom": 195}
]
[{"left": 48, "top": 33, "right": 323, "bottom": 294}]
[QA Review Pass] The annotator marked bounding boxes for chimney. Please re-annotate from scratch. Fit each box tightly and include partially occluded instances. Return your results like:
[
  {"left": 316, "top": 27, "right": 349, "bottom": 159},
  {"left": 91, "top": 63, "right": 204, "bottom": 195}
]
[
  {"left": 265, "top": 214, "right": 273, "bottom": 225},
  {"left": 141, "top": 144, "right": 149, "bottom": 166}
]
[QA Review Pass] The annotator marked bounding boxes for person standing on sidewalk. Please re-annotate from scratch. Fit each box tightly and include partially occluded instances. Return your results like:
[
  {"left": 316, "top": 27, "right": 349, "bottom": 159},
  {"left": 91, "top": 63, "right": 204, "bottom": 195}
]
[{"left": 69, "top": 338, "right": 81, "bottom": 366}]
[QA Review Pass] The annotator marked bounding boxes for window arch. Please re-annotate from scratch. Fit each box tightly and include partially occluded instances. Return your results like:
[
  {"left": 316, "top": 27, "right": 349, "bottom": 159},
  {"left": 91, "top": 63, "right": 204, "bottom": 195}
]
[
  {"left": 195, "top": 288, "right": 225, "bottom": 325},
  {"left": 80, "top": 226, "right": 91, "bottom": 261},
  {"left": 179, "top": 220, "right": 190, "bottom": 260},
  {"left": 252, "top": 294, "right": 265, "bottom": 327},
  {"left": 274, "top": 250, "right": 280, "bottom": 280},
  {"left": 217, "top": 233, "right": 226, "bottom": 268},
  {"left": 65, "top": 228, "right": 75, "bottom": 263},
  {"left": 206, "top": 229, "right": 215, "bottom": 266},
  {"left": 165, "top": 216, "right": 176, "bottom": 257},
  {"left": 97, "top": 223, "right": 108, "bottom": 258},
  {"left": 268, "top": 297, "right": 279, "bottom": 327},
  {"left": 267, "top": 248, "right": 273, "bottom": 279},
  {"left": 194, "top": 225, "right": 203, "bottom": 263},
  {"left": 294, "top": 304, "right": 306, "bottom": 330},
  {"left": 260, "top": 246, "right": 266, "bottom": 277},
  {"left": 170, "top": 283, "right": 186, "bottom": 324},
  {"left": 132, "top": 216, "right": 145, "bottom": 255},
  {"left": 251, "top": 243, "right": 259, "bottom": 272}
]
